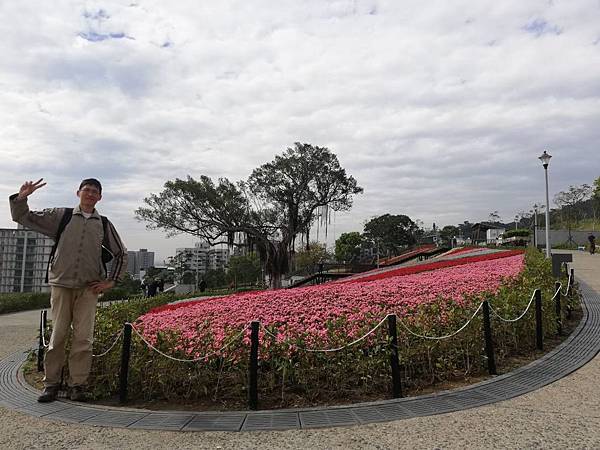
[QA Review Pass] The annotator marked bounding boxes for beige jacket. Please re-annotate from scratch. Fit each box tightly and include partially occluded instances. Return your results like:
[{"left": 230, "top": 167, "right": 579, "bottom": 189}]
[{"left": 9, "top": 194, "right": 128, "bottom": 288}]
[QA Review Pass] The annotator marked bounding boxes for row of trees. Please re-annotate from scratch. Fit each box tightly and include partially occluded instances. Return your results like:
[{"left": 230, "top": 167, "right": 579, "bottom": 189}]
[
  {"left": 487, "top": 176, "right": 600, "bottom": 233},
  {"left": 334, "top": 214, "right": 422, "bottom": 263},
  {"left": 552, "top": 177, "right": 600, "bottom": 231}
]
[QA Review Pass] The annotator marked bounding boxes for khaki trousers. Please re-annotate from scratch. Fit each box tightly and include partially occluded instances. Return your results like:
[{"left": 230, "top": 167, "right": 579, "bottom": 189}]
[{"left": 44, "top": 286, "right": 98, "bottom": 387}]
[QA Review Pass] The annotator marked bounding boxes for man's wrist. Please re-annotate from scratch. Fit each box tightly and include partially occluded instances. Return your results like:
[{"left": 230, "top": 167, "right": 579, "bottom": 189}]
[{"left": 11, "top": 193, "right": 27, "bottom": 201}]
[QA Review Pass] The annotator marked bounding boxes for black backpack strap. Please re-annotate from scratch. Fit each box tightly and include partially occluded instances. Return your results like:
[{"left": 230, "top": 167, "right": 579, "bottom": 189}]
[
  {"left": 45, "top": 208, "right": 73, "bottom": 283},
  {"left": 101, "top": 215, "right": 109, "bottom": 244},
  {"left": 100, "top": 215, "right": 115, "bottom": 277}
]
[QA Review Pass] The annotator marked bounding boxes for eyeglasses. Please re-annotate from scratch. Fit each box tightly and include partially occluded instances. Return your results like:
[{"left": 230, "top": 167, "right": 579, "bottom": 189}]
[{"left": 79, "top": 188, "right": 101, "bottom": 196}]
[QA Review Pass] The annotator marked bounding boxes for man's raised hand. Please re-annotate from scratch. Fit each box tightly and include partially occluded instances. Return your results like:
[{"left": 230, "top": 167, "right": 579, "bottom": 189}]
[{"left": 17, "top": 178, "right": 46, "bottom": 200}]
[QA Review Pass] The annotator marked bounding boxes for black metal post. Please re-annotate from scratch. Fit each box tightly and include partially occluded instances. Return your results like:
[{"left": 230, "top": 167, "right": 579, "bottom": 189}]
[
  {"left": 555, "top": 282, "right": 562, "bottom": 336},
  {"left": 535, "top": 289, "right": 543, "bottom": 351},
  {"left": 119, "top": 323, "right": 132, "bottom": 404},
  {"left": 482, "top": 301, "right": 497, "bottom": 375},
  {"left": 387, "top": 315, "right": 403, "bottom": 398},
  {"left": 248, "top": 321, "right": 259, "bottom": 410},
  {"left": 37, "top": 310, "right": 45, "bottom": 372}
]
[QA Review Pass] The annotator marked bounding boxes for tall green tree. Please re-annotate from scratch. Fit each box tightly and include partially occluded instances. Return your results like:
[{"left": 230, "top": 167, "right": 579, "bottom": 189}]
[
  {"left": 294, "top": 242, "right": 331, "bottom": 273},
  {"left": 334, "top": 231, "right": 363, "bottom": 262},
  {"left": 136, "top": 143, "right": 363, "bottom": 288},
  {"left": 593, "top": 177, "right": 600, "bottom": 200},
  {"left": 167, "top": 251, "right": 194, "bottom": 284},
  {"left": 204, "top": 269, "right": 227, "bottom": 289},
  {"left": 119, "top": 272, "right": 142, "bottom": 295},
  {"left": 227, "top": 252, "right": 262, "bottom": 285},
  {"left": 363, "top": 214, "right": 418, "bottom": 256},
  {"left": 439, "top": 225, "right": 460, "bottom": 246}
]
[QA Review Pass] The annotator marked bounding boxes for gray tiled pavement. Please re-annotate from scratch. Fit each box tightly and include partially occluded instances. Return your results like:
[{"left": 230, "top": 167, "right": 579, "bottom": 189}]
[{"left": 1, "top": 273, "right": 599, "bottom": 432}]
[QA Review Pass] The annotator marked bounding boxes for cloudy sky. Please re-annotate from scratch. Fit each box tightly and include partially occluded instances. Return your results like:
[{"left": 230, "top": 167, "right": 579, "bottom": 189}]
[{"left": 1, "top": 0, "right": 599, "bottom": 263}]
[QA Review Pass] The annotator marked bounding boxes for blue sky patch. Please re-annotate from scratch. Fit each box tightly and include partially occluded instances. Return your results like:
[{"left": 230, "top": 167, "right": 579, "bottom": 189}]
[
  {"left": 523, "top": 18, "right": 562, "bottom": 37},
  {"left": 78, "top": 31, "right": 132, "bottom": 42}
]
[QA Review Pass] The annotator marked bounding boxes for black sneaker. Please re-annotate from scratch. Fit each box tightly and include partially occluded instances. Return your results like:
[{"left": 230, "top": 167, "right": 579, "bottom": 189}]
[
  {"left": 38, "top": 386, "right": 59, "bottom": 403},
  {"left": 69, "top": 385, "right": 91, "bottom": 402}
]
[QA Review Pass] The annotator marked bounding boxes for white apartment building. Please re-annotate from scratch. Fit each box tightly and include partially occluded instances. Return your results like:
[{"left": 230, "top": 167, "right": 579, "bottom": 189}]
[
  {"left": 0, "top": 227, "right": 54, "bottom": 293},
  {"left": 173, "top": 242, "right": 229, "bottom": 278}
]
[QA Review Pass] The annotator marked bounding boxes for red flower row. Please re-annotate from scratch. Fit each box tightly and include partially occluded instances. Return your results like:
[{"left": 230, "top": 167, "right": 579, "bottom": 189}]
[{"left": 340, "top": 249, "right": 524, "bottom": 283}]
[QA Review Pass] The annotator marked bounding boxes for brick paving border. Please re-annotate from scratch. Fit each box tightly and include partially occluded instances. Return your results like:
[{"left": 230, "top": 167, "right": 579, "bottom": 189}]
[{"left": 1, "top": 280, "right": 598, "bottom": 432}]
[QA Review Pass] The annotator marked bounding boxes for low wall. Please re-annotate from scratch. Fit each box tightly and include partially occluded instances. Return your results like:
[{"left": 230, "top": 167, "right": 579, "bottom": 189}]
[{"left": 535, "top": 229, "right": 597, "bottom": 247}]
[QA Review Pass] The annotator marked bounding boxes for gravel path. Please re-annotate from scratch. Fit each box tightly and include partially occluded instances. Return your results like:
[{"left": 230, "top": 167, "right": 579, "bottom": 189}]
[{"left": 1, "top": 251, "right": 599, "bottom": 449}]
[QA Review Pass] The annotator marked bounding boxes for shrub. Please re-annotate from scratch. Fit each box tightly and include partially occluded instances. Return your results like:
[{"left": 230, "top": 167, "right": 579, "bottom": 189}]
[
  {"left": 553, "top": 242, "right": 579, "bottom": 250},
  {"left": 0, "top": 292, "right": 51, "bottom": 315},
  {"left": 503, "top": 229, "right": 530, "bottom": 238}
]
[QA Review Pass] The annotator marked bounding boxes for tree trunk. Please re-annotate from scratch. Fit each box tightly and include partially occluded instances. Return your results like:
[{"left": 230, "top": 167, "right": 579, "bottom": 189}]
[
  {"left": 265, "top": 241, "right": 290, "bottom": 289},
  {"left": 271, "top": 272, "right": 282, "bottom": 289}
]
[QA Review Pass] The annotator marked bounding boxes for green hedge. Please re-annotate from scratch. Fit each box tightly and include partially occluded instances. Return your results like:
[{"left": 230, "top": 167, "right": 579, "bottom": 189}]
[
  {"left": 0, "top": 292, "right": 51, "bottom": 315},
  {"left": 503, "top": 229, "right": 530, "bottom": 238},
  {"left": 0, "top": 289, "right": 186, "bottom": 315}
]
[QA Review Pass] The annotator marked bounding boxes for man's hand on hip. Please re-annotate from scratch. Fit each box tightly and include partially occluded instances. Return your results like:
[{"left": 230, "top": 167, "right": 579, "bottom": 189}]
[{"left": 89, "top": 280, "right": 115, "bottom": 294}]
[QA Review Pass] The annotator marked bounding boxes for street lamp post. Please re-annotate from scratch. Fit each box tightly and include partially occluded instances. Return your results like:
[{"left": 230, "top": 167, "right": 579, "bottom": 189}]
[
  {"left": 539, "top": 151, "right": 552, "bottom": 258},
  {"left": 532, "top": 204, "right": 539, "bottom": 248}
]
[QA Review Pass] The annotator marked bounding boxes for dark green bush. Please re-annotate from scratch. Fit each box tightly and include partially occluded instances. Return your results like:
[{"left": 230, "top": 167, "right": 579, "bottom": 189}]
[
  {"left": 553, "top": 242, "right": 579, "bottom": 250},
  {"left": 0, "top": 292, "right": 51, "bottom": 314},
  {"left": 503, "top": 229, "right": 530, "bottom": 238}
]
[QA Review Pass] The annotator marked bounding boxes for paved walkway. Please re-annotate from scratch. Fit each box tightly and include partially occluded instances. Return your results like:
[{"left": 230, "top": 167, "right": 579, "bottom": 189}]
[{"left": 0, "top": 251, "right": 599, "bottom": 448}]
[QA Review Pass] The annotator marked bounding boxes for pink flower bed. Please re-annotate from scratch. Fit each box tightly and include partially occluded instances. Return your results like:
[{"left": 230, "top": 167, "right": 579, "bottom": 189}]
[{"left": 136, "top": 253, "right": 525, "bottom": 358}]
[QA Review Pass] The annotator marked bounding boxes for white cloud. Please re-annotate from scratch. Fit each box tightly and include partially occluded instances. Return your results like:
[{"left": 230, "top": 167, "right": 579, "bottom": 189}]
[{"left": 1, "top": 0, "right": 599, "bottom": 261}]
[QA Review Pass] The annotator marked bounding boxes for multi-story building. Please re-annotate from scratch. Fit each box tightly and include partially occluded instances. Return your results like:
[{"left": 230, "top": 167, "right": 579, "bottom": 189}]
[
  {"left": 172, "top": 242, "right": 229, "bottom": 280},
  {"left": 0, "top": 226, "right": 54, "bottom": 293},
  {"left": 126, "top": 248, "right": 155, "bottom": 279}
]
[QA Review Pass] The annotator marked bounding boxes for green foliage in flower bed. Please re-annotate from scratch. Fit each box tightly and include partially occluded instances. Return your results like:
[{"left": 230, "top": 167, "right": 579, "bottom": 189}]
[{"left": 85, "top": 248, "right": 576, "bottom": 409}]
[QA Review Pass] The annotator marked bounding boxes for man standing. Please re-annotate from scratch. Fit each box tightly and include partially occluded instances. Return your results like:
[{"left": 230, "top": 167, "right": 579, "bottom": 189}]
[{"left": 9, "top": 178, "right": 127, "bottom": 402}]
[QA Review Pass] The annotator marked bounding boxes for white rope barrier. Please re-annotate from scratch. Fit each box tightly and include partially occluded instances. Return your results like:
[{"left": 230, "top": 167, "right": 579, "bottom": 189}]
[
  {"left": 128, "top": 322, "right": 249, "bottom": 363},
  {"left": 550, "top": 283, "right": 562, "bottom": 302},
  {"left": 261, "top": 314, "right": 390, "bottom": 353},
  {"left": 561, "top": 272, "right": 573, "bottom": 296},
  {"left": 92, "top": 330, "right": 124, "bottom": 357},
  {"left": 397, "top": 302, "right": 484, "bottom": 340},
  {"left": 489, "top": 290, "right": 537, "bottom": 323},
  {"left": 41, "top": 330, "right": 49, "bottom": 348}
]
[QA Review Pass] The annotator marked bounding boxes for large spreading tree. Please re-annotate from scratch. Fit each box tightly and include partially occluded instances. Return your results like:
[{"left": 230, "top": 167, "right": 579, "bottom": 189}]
[{"left": 135, "top": 143, "right": 363, "bottom": 288}]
